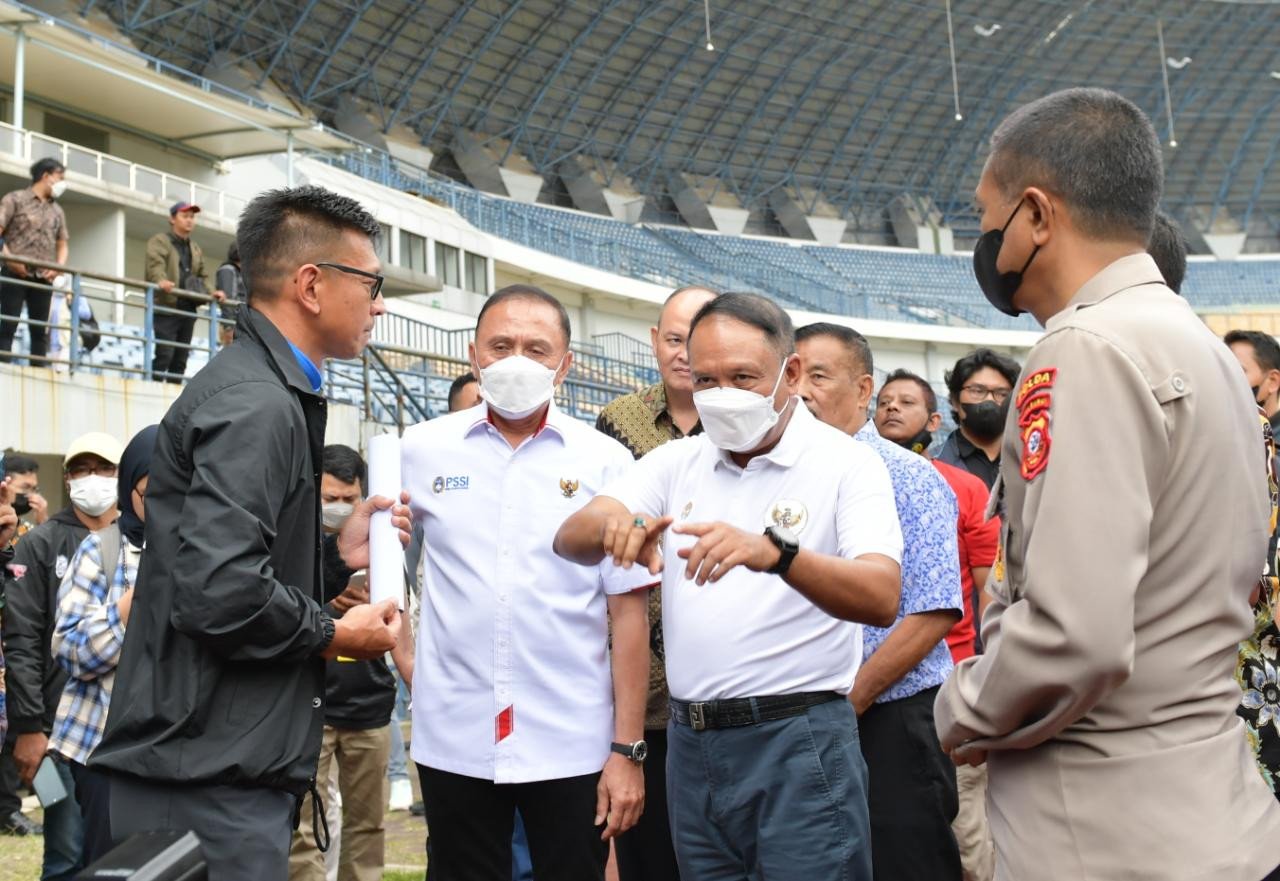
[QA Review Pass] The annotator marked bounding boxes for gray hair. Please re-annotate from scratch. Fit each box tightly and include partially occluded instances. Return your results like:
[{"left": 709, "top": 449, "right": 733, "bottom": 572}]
[
  {"left": 688, "top": 292, "right": 794, "bottom": 358},
  {"left": 988, "top": 88, "right": 1162, "bottom": 243}
]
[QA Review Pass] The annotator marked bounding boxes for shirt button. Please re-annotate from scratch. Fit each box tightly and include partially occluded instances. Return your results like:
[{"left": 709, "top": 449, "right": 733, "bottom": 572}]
[
  {"left": 312, "top": 697, "right": 322, "bottom": 709},
  {"left": 1172, "top": 377, "right": 1186, "bottom": 392}
]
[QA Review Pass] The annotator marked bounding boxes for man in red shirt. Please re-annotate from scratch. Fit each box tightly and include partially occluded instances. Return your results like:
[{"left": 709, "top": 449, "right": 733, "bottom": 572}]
[{"left": 875, "top": 367, "right": 999, "bottom": 881}]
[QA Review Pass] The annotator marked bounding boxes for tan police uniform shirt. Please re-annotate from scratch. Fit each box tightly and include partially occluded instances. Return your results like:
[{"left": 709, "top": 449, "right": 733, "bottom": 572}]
[{"left": 934, "top": 253, "right": 1280, "bottom": 881}]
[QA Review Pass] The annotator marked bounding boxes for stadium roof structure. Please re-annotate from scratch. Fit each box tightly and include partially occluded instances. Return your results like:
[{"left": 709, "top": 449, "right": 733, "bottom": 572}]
[{"left": 41, "top": 0, "right": 1280, "bottom": 238}]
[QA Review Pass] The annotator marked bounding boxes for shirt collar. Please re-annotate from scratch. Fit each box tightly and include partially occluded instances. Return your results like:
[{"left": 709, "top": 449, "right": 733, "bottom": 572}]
[
  {"left": 1046, "top": 252, "right": 1168, "bottom": 331},
  {"left": 854, "top": 419, "right": 879, "bottom": 444},
  {"left": 286, "top": 339, "right": 323, "bottom": 392},
  {"left": 466, "top": 402, "right": 567, "bottom": 445},
  {"left": 240, "top": 307, "right": 321, "bottom": 396},
  {"left": 641, "top": 382, "right": 669, "bottom": 421}
]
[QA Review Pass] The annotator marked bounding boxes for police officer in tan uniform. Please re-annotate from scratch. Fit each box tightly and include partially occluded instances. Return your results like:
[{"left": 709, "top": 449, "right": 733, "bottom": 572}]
[{"left": 934, "top": 87, "right": 1280, "bottom": 881}]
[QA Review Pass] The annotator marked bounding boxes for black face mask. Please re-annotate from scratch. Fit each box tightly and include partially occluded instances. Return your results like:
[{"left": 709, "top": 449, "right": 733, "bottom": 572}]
[
  {"left": 903, "top": 428, "right": 933, "bottom": 455},
  {"left": 973, "top": 200, "right": 1040, "bottom": 317},
  {"left": 12, "top": 493, "right": 30, "bottom": 517},
  {"left": 961, "top": 400, "right": 1008, "bottom": 441},
  {"left": 1252, "top": 384, "right": 1265, "bottom": 405}
]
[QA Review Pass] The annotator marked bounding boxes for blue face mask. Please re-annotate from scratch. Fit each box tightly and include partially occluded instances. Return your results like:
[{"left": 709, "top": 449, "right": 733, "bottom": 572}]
[{"left": 973, "top": 199, "right": 1039, "bottom": 317}]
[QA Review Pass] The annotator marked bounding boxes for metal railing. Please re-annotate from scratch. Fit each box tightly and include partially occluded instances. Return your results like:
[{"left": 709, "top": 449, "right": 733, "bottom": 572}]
[
  {"left": 0, "top": 122, "right": 248, "bottom": 220},
  {"left": 0, "top": 254, "right": 649, "bottom": 431}
]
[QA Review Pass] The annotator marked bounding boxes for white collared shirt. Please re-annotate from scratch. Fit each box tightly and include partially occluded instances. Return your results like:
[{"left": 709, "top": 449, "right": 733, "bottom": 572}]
[
  {"left": 403, "top": 403, "right": 655, "bottom": 783},
  {"left": 603, "top": 402, "right": 902, "bottom": 701}
]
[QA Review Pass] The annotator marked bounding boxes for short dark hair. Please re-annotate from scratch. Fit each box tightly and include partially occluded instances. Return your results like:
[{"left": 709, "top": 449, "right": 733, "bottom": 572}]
[
  {"left": 226, "top": 240, "right": 240, "bottom": 265},
  {"left": 322, "top": 444, "right": 366, "bottom": 495},
  {"left": 475, "top": 284, "right": 572, "bottom": 347},
  {"left": 1147, "top": 210, "right": 1187, "bottom": 295},
  {"left": 1225, "top": 330, "right": 1280, "bottom": 375},
  {"left": 2, "top": 452, "right": 39, "bottom": 477},
  {"left": 881, "top": 368, "right": 938, "bottom": 414},
  {"left": 448, "top": 372, "right": 478, "bottom": 411},
  {"left": 30, "top": 158, "right": 65, "bottom": 184},
  {"left": 988, "top": 87, "right": 1162, "bottom": 243},
  {"left": 688, "top": 292, "right": 794, "bottom": 358},
  {"left": 235, "top": 186, "right": 381, "bottom": 301},
  {"left": 795, "top": 322, "right": 873, "bottom": 375},
  {"left": 945, "top": 348, "right": 1022, "bottom": 402}
]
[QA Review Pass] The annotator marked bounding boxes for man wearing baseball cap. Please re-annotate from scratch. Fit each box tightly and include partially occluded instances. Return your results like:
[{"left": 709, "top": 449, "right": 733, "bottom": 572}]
[
  {"left": 2, "top": 430, "right": 123, "bottom": 880},
  {"left": 144, "top": 202, "right": 224, "bottom": 384}
]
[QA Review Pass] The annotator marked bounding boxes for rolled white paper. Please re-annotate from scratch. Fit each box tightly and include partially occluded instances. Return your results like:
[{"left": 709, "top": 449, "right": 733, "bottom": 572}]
[{"left": 366, "top": 433, "right": 405, "bottom": 610}]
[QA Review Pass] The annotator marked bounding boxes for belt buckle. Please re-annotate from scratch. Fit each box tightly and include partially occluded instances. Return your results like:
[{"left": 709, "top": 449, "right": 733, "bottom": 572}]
[{"left": 689, "top": 702, "right": 708, "bottom": 731}]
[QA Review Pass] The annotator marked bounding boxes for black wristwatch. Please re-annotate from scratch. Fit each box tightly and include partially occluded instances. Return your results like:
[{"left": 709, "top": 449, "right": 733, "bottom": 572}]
[
  {"left": 764, "top": 526, "right": 800, "bottom": 576},
  {"left": 611, "top": 740, "right": 648, "bottom": 764}
]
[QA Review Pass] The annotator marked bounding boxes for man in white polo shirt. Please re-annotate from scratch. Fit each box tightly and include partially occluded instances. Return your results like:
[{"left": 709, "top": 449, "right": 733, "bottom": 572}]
[
  {"left": 401, "top": 284, "right": 653, "bottom": 881},
  {"left": 555, "top": 292, "right": 903, "bottom": 880}
]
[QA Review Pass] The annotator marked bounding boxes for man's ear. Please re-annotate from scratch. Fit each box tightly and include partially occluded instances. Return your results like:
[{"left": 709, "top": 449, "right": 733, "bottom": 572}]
[
  {"left": 1024, "top": 186, "right": 1055, "bottom": 247},
  {"left": 649, "top": 325, "right": 660, "bottom": 357},
  {"left": 554, "top": 350, "right": 575, "bottom": 386},
  {"left": 927, "top": 411, "right": 944, "bottom": 432},
  {"left": 293, "top": 265, "right": 323, "bottom": 316}
]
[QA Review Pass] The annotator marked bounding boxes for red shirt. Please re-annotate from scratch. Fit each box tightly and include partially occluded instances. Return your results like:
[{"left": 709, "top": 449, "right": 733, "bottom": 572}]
[{"left": 933, "top": 459, "right": 1000, "bottom": 662}]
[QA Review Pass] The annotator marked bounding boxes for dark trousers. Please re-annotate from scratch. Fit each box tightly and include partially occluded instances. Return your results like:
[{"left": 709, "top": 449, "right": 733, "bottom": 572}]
[
  {"left": 109, "top": 775, "right": 293, "bottom": 881},
  {"left": 68, "top": 760, "right": 112, "bottom": 867},
  {"left": 416, "top": 763, "right": 607, "bottom": 881},
  {"left": 0, "top": 269, "right": 53, "bottom": 360},
  {"left": 859, "top": 686, "right": 962, "bottom": 881},
  {"left": 667, "top": 697, "right": 872, "bottom": 881},
  {"left": 0, "top": 741, "right": 23, "bottom": 817},
  {"left": 152, "top": 305, "right": 198, "bottom": 384},
  {"left": 43, "top": 758, "right": 85, "bottom": 881},
  {"left": 614, "top": 727, "right": 679, "bottom": 881}
]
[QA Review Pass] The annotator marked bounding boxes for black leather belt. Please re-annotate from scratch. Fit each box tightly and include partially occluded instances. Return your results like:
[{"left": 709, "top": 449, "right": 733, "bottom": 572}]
[{"left": 670, "top": 692, "right": 842, "bottom": 731}]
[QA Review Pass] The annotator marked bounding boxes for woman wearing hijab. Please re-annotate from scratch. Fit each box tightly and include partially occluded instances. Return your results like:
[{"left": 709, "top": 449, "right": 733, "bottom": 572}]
[{"left": 48, "top": 424, "right": 157, "bottom": 866}]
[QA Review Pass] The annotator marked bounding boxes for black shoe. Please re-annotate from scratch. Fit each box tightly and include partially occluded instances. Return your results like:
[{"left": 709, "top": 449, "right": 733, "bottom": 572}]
[
  {"left": 1, "top": 811, "right": 43, "bottom": 836},
  {"left": 410, "top": 801, "right": 425, "bottom": 817}
]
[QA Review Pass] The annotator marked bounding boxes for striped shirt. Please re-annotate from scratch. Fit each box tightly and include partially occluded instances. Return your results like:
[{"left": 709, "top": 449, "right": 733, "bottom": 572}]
[{"left": 48, "top": 531, "right": 139, "bottom": 765}]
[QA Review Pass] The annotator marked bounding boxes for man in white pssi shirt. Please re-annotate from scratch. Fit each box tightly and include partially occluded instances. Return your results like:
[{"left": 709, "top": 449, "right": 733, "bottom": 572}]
[
  {"left": 555, "top": 293, "right": 903, "bottom": 880},
  {"left": 401, "top": 285, "right": 653, "bottom": 881}
]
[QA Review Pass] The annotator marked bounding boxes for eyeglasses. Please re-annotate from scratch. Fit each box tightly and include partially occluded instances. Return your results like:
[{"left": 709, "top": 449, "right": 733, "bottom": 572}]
[
  {"left": 316, "top": 262, "right": 384, "bottom": 301},
  {"left": 66, "top": 462, "right": 117, "bottom": 479},
  {"left": 961, "top": 384, "right": 1011, "bottom": 403}
]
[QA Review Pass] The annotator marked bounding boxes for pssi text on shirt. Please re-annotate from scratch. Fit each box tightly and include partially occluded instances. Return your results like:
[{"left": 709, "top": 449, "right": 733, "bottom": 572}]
[{"left": 432, "top": 475, "right": 470, "bottom": 493}]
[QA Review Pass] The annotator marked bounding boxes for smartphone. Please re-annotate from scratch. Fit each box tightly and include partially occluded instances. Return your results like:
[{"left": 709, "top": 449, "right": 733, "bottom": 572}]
[{"left": 32, "top": 756, "right": 68, "bottom": 809}]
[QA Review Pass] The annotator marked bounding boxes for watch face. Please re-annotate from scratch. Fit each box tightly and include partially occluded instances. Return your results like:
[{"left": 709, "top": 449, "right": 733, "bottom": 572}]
[{"left": 633, "top": 740, "right": 648, "bottom": 762}]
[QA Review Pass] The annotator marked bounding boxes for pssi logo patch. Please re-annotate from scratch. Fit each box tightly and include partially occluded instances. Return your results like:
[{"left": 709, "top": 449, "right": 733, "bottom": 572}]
[{"left": 433, "top": 475, "right": 470, "bottom": 494}]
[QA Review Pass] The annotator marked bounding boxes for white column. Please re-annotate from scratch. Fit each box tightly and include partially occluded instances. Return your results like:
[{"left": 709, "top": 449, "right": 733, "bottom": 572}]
[
  {"left": 286, "top": 131, "right": 295, "bottom": 186},
  {"left": 13, "top": 27, "right": 26, "bottom": 134}
]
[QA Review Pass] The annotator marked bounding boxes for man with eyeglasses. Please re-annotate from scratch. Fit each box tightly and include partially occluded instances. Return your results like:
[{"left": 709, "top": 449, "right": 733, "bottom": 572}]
[
  {"left": 3, "top": 431, "right": 123, "bottom": 881},
  {"left": 936, "top": 349, "right": 1022, "bottom": 490},
  {"left": 92, "top": 186, "right": 407, "bottom": 881}
]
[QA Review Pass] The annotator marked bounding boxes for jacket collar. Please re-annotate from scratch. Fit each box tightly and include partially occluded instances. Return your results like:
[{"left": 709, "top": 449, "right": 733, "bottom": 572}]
[
  {"left": 236, "top": 307, "right": 322, "bottom": 396},
  {"left": 52, "top": 505, "right": 93, "bottom": 529},
  {"left": 1046, "top": 253, "right": 1168, "bottom": 331}
]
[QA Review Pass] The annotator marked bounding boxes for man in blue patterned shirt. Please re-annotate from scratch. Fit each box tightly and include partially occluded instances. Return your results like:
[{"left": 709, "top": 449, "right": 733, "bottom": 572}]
[{"left": 797, "top": 323, "right": 964, "bottom": 881}]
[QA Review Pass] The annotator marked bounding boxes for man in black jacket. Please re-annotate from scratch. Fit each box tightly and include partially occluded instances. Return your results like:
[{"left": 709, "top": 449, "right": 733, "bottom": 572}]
[
  {"left": 4, "top": 431, "right": 123, "bottom": 881},
  {"left": 91, "top": 186, "right": 408, "bottom": 881}
]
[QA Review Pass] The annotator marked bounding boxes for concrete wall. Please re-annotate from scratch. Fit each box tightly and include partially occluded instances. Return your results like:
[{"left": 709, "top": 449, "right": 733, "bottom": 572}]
[{"left": 0, "top": 365, "right": 364, "bottom": 460}]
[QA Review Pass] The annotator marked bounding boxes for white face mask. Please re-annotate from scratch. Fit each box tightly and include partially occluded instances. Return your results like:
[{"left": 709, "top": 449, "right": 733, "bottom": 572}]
[
  {"left": 49, "top": 180, "right": 67, "bottom": 199},
  {"left": 693, "top": 361, "right": 791, "bottom": 453},
  {"left": 322, "top": 502, "right": 354, "bottom": 533},
  {"left": 69, "top": 475, "right": 116, "bottom": 517},
  {"left": 478, "top": 355, "right": 562, "bottom": 420}
]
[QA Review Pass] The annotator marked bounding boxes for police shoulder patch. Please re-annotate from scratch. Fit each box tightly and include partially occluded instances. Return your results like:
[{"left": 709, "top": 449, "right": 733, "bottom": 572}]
[{"left": 1017, "top": 367, "right": 1055, "bottom": 481}]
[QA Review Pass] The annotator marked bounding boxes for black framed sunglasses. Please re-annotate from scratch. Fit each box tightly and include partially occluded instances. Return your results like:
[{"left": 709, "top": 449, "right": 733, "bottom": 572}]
[{"left": 315, "top": 262, "right": 384, "bottom": 301}]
